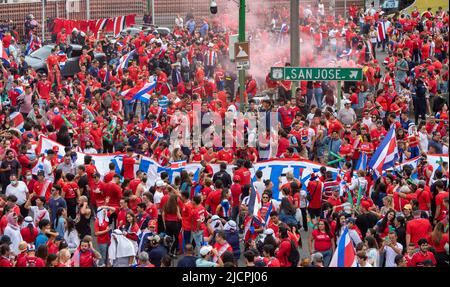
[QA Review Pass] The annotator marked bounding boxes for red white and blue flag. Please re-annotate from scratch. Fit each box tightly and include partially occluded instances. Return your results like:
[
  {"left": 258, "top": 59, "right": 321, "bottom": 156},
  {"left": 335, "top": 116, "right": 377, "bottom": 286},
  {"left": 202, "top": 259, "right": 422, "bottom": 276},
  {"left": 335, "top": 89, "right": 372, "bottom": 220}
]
[
  {"left": 368, "top": 127, "right": 398, "bottom": 178},
  {"left": 10, "top": 112, "right": 24, "bottom": 132},
  {"left": 169, "top": 160, "right": 187, "bottom": 169},
  {"left": 116, "top": 49, "right": 135, "bottom": 72},
  {"left": 113, "top": 16, "right": 126, "bottom": 38},
  {"left": 132, "top": 79, "right": 156, "bottom": 104},
  {"left": 377, "top": 21, "right": 387, "bottom": 42},
  {"left": 355, "top": 152, "right": 368, "bottom": 171},
  {"left": 329, "top": 227, "right": 356, "bottom": 267},
  {"left": 95, "top": 18, "right": 109, "bottom": 37},
  {"left": 0, "top": 41, "right": 10, "bottom": 67}
]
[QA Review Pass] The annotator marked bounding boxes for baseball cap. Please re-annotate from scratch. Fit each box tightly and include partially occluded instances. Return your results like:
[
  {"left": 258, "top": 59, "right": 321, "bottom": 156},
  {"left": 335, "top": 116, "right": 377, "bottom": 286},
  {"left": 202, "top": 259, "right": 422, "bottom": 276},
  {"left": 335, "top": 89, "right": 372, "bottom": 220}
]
[
  {"left": 233, "top": 175, "right": 241, "bottom": 182},
  {"left": 27, "top": 244, "right": 36, "bottom": 252},
  {"left": 150, "top": 235, "right": 160, "bottom": 244},
  {"left": 156, "top": 180, "right": 165, "bottom": 187},
  {"left": 200, "top": 245, "right": 213, "bottom": 256},
  {"left": 264, "top": 228, "right": 274, "bottom": 235},
  {"left": 361, "top": 201, "right": 371, "bottom": 210}
]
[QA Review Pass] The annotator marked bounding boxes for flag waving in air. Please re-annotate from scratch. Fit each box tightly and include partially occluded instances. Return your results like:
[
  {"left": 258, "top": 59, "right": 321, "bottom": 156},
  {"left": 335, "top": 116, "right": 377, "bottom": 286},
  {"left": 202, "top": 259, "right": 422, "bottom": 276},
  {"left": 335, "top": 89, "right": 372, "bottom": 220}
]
[
  {"left": 368, "top": 127, "right": 398, "bottom": 178},
  {"left": 329, "top": 227, "right": 356, "bottom": 267},
  {"left": 355, "top": 152, "right": 368, "bottom": 171},
  {"left": 0, "top": 41, "right": 10, "bottom": 67}
]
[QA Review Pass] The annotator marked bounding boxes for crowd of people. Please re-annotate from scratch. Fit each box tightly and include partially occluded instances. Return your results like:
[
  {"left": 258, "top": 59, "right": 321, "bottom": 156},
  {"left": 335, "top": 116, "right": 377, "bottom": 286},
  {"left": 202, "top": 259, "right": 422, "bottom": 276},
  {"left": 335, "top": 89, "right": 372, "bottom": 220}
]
[{"left": 0, "top": 1, "right": 448, "bottom": 267}]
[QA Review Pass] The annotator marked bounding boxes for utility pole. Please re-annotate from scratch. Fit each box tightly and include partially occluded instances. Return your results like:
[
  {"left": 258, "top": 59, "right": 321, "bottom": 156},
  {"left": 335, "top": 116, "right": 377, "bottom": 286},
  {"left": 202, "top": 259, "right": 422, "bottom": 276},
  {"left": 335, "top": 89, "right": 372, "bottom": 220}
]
[
  {"left": 290, "top": 0, "right": 299, "bottom": 101},
  {"left": 238, "top": 0, "right": 246, "bottom": 112}
]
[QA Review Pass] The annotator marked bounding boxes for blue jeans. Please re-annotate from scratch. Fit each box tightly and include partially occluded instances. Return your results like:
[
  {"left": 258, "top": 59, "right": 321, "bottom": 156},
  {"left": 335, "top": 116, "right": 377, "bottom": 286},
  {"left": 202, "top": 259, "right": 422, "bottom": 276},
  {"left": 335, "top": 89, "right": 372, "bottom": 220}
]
[
  {"left": 319, "top": 249, "right": 333, "bottom": 267},
  {"left": 97, "top": 243, "right": 109, "bottom": 266},
  {"left": 314, "top": 88, "right": 323, "bottom": 109},
  {"left": 182, "top": 230, "right": 192, "bottom": 252},
  {"left": 123, "top": 99, "right": 135, "bottom": 122},
  {"left": 306, "top": 88, "right": 314, "bottom": 107},
  {"left": 192, "top": 231, "right": 204, "bottom": 255}
]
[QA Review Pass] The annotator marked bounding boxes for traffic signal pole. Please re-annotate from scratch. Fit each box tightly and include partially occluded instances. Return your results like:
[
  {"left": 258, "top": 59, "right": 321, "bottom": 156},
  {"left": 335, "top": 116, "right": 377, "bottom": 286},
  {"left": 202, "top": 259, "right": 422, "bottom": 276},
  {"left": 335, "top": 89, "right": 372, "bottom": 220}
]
[
  {"left": 238, "top": 0, "right": 246, "bottom": 112},
  {"left": 290, "top": 0, "right": 299, "bottom": 101}
]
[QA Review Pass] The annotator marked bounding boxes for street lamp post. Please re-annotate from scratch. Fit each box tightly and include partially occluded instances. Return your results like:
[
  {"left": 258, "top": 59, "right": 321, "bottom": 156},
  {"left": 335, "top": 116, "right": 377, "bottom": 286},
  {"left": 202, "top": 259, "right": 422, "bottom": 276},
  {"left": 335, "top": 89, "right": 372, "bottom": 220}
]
[
  {"left": 290, "top": 0, "right": 299, "bottom": 101},
  {"left": 238, "top": 0, "right": 246, "bottom": 112}
]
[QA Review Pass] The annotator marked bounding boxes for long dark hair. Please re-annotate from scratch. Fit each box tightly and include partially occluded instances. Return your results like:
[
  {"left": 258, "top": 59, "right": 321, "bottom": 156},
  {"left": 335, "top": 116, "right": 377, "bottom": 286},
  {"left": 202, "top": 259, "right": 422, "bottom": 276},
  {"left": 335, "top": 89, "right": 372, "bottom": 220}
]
[
  {"left": 54, "top": 207, "right": 64, "bottom": 230},
  {"left": 318, "top": 219, "right": 332, "bottom": 238},
  {"left": 280, "top": 197, "right": 296, "bottom": 216},
  {"left": 125, "top": 211, "right": 137, "bottom": 229},
  {"left": 36, "top": 244, "right": 48, "bottom": 261},
  {"left": 378, "top": 209, "right": 396, "bottom": 233},
  {"left": 334, "top": 213, "right": 347, "bottom": 238},
  {"left": 66, "top": 218, "right": 76, "bottom": 233},
  {"left": 164, "top": 194, "right": 179, "bottom": 215}
]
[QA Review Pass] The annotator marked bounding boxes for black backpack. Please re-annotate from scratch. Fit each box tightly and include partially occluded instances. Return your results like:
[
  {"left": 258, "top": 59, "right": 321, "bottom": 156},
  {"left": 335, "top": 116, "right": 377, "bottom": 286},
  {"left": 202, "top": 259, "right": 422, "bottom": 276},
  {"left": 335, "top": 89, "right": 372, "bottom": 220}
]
[{"left": 287, "top": 240, "right": 300, "bottom": 264}]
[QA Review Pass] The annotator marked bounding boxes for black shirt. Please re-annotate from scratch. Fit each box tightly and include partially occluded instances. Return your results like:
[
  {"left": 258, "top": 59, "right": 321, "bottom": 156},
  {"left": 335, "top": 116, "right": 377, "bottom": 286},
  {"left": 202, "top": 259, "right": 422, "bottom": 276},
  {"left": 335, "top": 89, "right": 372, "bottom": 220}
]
[
  {"left": 355, "top": 212, "right": 379, "bottom": 238},
  {"left": 77, "top": 175, "right": 89, "bottom": 197},
  {"left": 0, "top": 159, "right": 21, "bottom": 182},
  {"left": 213, "top": 170, "right": 232, "bottom": 188}
]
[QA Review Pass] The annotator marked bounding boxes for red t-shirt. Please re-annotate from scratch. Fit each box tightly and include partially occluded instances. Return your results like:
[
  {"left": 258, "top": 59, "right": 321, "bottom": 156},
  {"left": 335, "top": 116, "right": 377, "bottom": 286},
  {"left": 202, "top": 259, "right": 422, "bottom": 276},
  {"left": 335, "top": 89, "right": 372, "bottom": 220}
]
[
  {"left": 307, "top": 180, "right": 322, "bottom": 209},
  {"left": 102, "top": 182, "right": 122, "bottom": 209},
  {"left": 94, "top": 219, "right": 111, "bottom": 245},
  {"left": 181, "top": 200, "right": 194, "bottom": 231},
  {"left": 63, "top": 182, "right": 78, "bottom": 199},
  {"left": 191, "top": 205, "right": 207, "bottom": 232},
  {"left": 230, "top": 183, "right": 242, "bottom": 208},
  {"left": 20, "top": 227, "right": 39, "bottom": 244},
  {"left": 234, "top": 168, "right": 251, "bottom": 186},
  {"left": 122, "top": 156, "right": 136, "bottom": 180},
  {"left": 311, "top": 229, "right": 332, "bottom": 251},
  {"left": 205, "top": 190, "right": 222, "bottom": 215},
  {"left": 406, "top": 218, "right": 432, "bottom": 247}
]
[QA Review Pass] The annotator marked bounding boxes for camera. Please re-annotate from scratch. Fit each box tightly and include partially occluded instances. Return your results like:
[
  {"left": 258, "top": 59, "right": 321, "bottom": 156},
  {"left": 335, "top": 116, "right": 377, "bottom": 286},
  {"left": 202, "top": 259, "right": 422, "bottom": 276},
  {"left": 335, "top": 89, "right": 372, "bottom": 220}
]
[{"left": 210, "top": 0, "right": 218, "bottom": 14}]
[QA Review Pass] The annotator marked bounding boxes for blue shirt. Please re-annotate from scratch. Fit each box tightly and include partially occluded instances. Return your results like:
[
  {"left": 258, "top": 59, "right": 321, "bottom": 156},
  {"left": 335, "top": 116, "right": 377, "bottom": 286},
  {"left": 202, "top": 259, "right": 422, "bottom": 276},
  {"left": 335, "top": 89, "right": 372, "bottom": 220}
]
[
  {"left": 35, "top": 232, "right": 48, "bottom": 249},
  {"left": 177, "top": 255, "right": 198, "bottom": 267},
  {"left": 48, "top": 197, "right": 67, "bottom": 224}
]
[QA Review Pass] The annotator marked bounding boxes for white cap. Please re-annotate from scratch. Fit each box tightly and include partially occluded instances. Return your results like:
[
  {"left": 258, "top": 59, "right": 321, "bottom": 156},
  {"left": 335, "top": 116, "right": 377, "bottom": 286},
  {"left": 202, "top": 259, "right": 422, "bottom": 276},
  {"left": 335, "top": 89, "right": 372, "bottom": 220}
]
[
  {"left": 264, "top": 228, "right": 274, "bottom": 235},
  {"left": 53, "top": 107, "right": 59, "bottom": 113},
  {"left": 200, "top": 245, "right": 213, "bottom": 256},
  {"left": 156, "top": 180, "right": 165, "bottom": 187},
  {"left": 72, "top": 28, "right": 78, "bottom": 33},
  {"left": 24, "top": 216, "right": 33, "bottom": 223},
  {"left": 208, "top": 43, "right": 214, "bottom": 48},
  {"left": 343, "top": 99, "right": 351, "bottom": 105}
]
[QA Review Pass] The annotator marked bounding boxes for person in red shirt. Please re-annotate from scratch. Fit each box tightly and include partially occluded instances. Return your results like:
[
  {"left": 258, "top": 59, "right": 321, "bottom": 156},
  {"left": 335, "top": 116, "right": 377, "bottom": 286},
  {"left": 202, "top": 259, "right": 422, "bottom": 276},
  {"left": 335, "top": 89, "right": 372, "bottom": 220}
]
[
  {"left": 72, "top": 239, "right": 102, "bottom": 267},
  {"left": 309, "top": 220, "right": 335, "bottom": 266},
  {"left": 205, "top": 182, "right": 222, "bottom": 216},
  {"left": 261, "top": 244, "right": 281, "bottom": 267},
  {"left": 15, "top": 244, "right": 45, "bottom": 267},
  {"left": 180, "top": 191, "right": 193, "bottom": 251},
  {"left": 94, "top": 207, "right": 113, "bottom": 267},
  {"left": 122, "top": 148, "right": 141, "bottom": 180},
  {"left": 0, "top": 244, "right": 13, "bottom": 267},
  {"left": 434, "top": 180, "right": 449, "bottom": 223},
  {"left": 406, "top": 210, "right": 433, "bottom": 247},
  {"left": 102, "top": 175, "right": 123, "bottom": 211},
  {"left": 426, "top": 222, "right": 449, "bottom": 267},
  {"left": 408, "top": 238, "right": 437, "bottom": 267},
  {"left": 276, "top": 227, "right": 297, "bottom": 267},
  {"left": 20, "top": 216, "right": 39, "bottom": 244},
  {"left": 307, "top": 174, "right": 323, "bottom": 224}
]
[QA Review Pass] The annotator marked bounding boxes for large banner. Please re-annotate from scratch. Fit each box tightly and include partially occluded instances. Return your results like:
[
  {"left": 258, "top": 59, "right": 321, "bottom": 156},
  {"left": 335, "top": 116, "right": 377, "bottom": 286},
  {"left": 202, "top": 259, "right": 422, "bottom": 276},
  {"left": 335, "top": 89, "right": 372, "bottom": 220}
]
[{"left": 33, "top": 136, "right": 448, "bottom": 200}]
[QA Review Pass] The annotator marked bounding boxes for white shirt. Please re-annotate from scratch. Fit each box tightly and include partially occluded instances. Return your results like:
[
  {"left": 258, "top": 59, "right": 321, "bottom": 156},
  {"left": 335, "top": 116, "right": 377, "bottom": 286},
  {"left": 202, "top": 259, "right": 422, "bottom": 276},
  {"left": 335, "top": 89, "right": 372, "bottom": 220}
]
[
  {"left": 175, "top": 17, "right": 184, "bottom": 28},
  {"left": 6, "top": 181, "right": 29, "bottom": 205},
  {"left": 30, "top": 206, "right": 50, "bottom": 226},
  {"left": 154, "top": 190, "right": 164, "bottom": 214},
  {"left": 305, "top": 128, "right": 316, "bottom": 148},
  {"left": 384, "top": 242, "right": 403, "bottom": 267},
  {"left": 253, "top": 180, "right": 265, "bottom": 197},
  {"left": 43, "top": 158, "right": 54, "bottom": 182},
  {"left": 419, "top": 131, "right": 429, "bottom": 151},
  {"left": 299, "top": 190, "right": 307, "bottom": 208}
]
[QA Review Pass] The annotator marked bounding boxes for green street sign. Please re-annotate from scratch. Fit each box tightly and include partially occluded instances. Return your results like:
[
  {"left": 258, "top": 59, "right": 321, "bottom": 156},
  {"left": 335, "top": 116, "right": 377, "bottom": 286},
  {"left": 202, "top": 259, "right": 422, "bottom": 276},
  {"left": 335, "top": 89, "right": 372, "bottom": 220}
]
[{"left": 270, "top": 67, "right": 363, "bottom": 81}]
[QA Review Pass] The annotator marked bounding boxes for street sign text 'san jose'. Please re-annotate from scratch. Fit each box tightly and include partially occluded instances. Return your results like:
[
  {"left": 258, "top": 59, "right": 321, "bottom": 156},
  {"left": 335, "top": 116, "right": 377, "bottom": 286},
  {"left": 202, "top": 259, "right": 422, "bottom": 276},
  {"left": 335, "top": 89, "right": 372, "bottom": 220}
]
[{"left": 270, "top": 67, "right": 363, "bottom": 81}]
